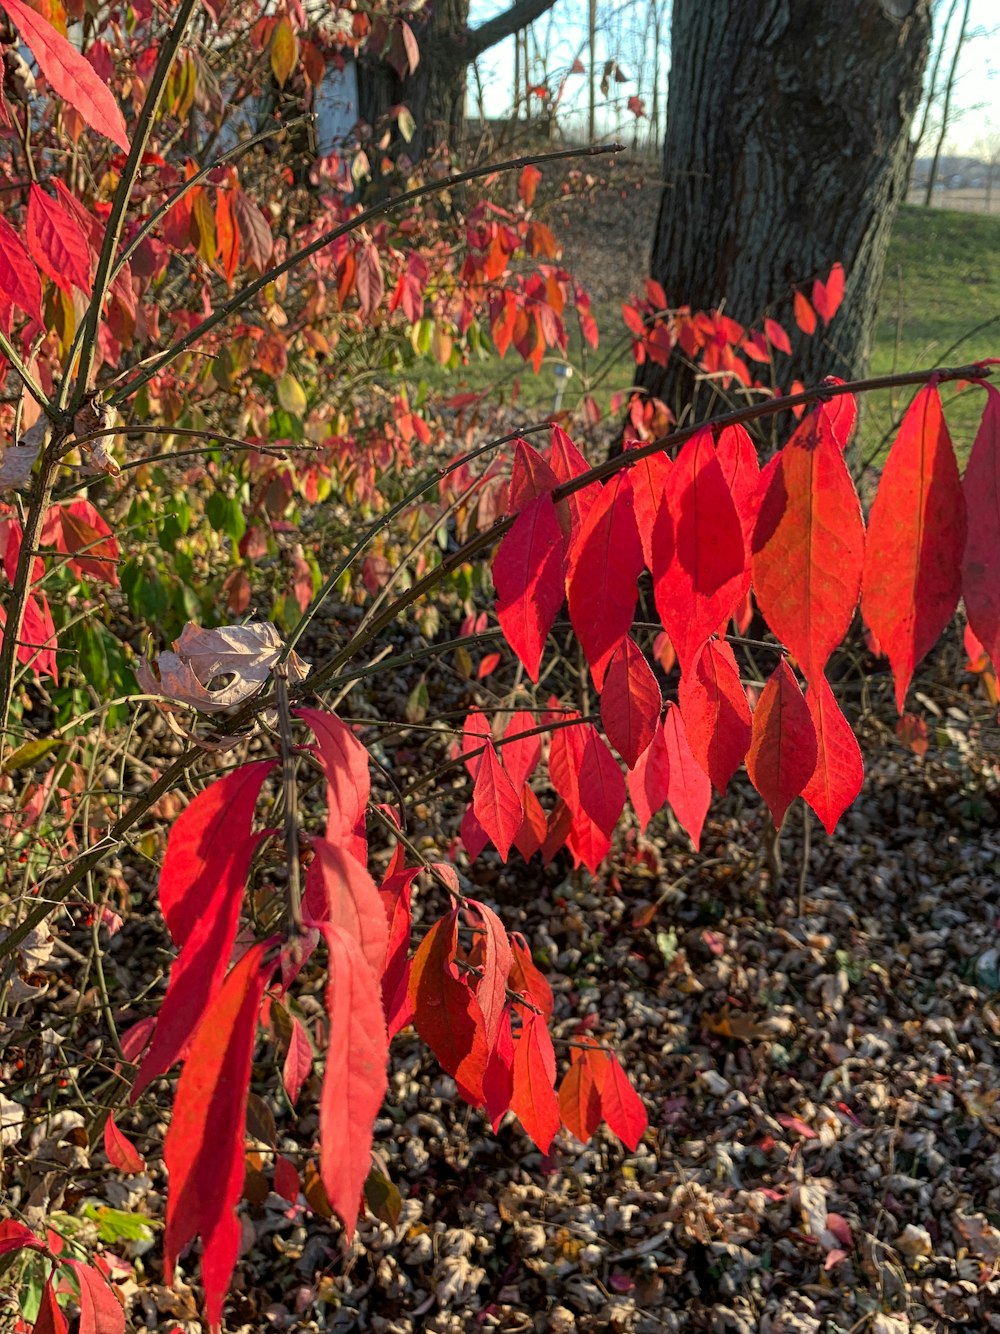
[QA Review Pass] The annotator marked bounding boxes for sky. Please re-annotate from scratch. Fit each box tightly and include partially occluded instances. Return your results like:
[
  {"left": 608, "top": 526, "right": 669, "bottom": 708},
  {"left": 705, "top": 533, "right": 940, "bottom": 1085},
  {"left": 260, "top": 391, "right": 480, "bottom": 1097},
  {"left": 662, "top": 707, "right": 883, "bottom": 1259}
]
[{"left": 467, "top": 0, "right": 1000, "bottom": 156}]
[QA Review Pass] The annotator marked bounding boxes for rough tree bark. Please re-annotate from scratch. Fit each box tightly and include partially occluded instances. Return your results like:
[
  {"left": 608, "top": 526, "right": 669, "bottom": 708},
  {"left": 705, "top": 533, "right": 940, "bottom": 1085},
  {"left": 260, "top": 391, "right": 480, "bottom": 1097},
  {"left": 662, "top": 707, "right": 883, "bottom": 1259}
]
[
  {"left": 357, "top": 0, "right": 560, "bottom": 162},
  {"left": 639, "top": 0, "right": 932, "bottom": 426}
]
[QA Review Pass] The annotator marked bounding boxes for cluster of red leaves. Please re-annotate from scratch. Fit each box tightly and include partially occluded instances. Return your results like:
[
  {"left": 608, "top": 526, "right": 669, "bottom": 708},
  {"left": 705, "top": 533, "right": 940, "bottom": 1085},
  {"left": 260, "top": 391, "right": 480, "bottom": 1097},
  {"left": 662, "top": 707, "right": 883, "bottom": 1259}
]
[
  {"left": 487, "top": 380, "right": 997, "bottom": 854},
  {"left": 108, "top": 707, "right": 645, "bottom": 1331},
  {"left": 620, "top": 265, "right": 844, "bottom": 439}
]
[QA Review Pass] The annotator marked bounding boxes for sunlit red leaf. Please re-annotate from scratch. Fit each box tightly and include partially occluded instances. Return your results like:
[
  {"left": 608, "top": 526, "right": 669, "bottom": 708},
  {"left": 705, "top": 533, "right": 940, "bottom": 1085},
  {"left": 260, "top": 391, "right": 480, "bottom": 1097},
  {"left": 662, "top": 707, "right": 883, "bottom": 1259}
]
[
  {"left": 652, "top": 427, "right": 748, "bottom": 673},
  {"left": 626, "top": 710, "right": 670, "bottom": 832},
  {"left": 746, "top": 659, "right": 817, "bottom": 828},
  {"left": 302, "top": 838, "right": 388, "bottom": 977},
  {"left": 409, "top": 911, "right": 489, "bottom": 1105},
  {"left": 494, "top": 493, "right": 565, "bottom": 682},
  {"left": 509, "top": 932, "right": 554, "bottom": 1020},
  {"left": 42, "top": 499, "right": 119, "bottom": 587},
  {"left": 508, "top": 437, "right": 558, "bottom": 513},
  {"left": 961, "top": 384, "right": 1000, "bottom": 668},
  {"left": 628, "top": 447, "right": 671, "bottom": 571},
  {"left": 600, "top": 1053, "right": 647, "bottom": 1151},
  {"left": 861, "top": 386, "right": 966, "bottom": 710},
  {"left": 794, "top": 290, "right": 816, "bottom": 335},
  {"left": 467, "top": 899, "right": 513, "bottom": 1051},
  {"left": 103, "top": 1114, "right": 145, "bottom": 1173},
  {"left": 801, "top": 675, "right": 863, "bottom": 834},
  {"left": 601, "top": 636, "right": 661, "bottom": 768},
  {"left": 501, "top": 710, "right": 542, "bottom": 789},
  {"left": 216, "top": 189, "right": 240, "bottom": 287},
  {"left": 765, "top": 317, "right": 792, "bottom": 355},
  {"left": 751, "top": 401, "right": 865, "bottom": 681},
  {"left": 130, "top": 761, "right": 274, "bottom": 1101},
  {"left": 577, "top": 727, "right": 626, "bottom": 838},
  {"left": 296, "top": 708, "right": 370, "bottom": 862},
  {"left": 661, "top": 703, "right": 711, "bottom": 850},
  {"left": 282, "top": 1015, "right": 313, "bottom": 1105},
  {"left": 566, "top": 472, "right": 644, "bottom": 687},
  {"left": 549, "top": 425, "right": 599, "bottom": 540},
  {"left": 513, "top": 784, "right": 548, "bottom": 861},
  {"left": 518, "top": 163, "right": 542, "bottom": 206},
  {"left": 483, "top": 1008, "right": 515, "bottom": 1130},
  {"left": 27, "top": 184, "right": 91, "bottom": 296},
  {"left": 510, "top": 1012, "right": 560, "bottom": 1153},
  {"left": 558, "top": 1044, "right": 607, "bottom": 1143},
  {"left": 678, "top": 639, "right": 752, "bottom": 793},
  {"left": 715, "top": 424, "right": 761, "bottom": 546},
  {"left": 164, "top": 941, "right": 275, "bottom": 1334},
  {"left": 0, "top": 0, "right": 129, "bottom": 150},
  {"left": 319, "top": 924, "right": 389, "bottom": 1240},
  {"left": 33, "top": 1275, "right": 69, "bottom": 1334},
  {"left": 473, "top": 739, "right": 523, "bottom": 862},
  {"left": 66, "top": 1258, "right": 125, "bottom": 1334},
  {"left": 0, "top": 213, "right": 43, "bottom": 326}
]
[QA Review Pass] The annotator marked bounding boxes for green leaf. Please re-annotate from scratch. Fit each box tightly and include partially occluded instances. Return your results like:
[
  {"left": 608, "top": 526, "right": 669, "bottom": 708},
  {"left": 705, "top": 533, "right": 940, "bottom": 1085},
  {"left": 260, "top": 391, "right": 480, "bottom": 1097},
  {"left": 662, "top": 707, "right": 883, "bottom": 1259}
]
[
  {"left": 397, "top": 105, "right": 416, "bottom": 143},
  {"left": 276, "top": 373, "right": 307, "bottom": 417},
  {"left": 81, "top": 1202, "right": 158, "bottom": 1244},
  {"left": 2, "top": 735, "right": 62, "bottom": 774},
  {"left": 364, "top": 1170, "right": 402, "bottom": 1228}
]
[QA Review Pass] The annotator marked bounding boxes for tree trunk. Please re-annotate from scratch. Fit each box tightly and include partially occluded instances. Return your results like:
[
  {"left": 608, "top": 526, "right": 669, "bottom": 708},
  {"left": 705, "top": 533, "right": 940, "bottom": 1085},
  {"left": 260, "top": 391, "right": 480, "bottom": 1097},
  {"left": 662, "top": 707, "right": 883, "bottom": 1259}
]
[
  {"left": 357, "top": 0, "right": 560, "bottom": 163},
  {"left": 638, "top": 0, "right": 932, "bottom": 429}
]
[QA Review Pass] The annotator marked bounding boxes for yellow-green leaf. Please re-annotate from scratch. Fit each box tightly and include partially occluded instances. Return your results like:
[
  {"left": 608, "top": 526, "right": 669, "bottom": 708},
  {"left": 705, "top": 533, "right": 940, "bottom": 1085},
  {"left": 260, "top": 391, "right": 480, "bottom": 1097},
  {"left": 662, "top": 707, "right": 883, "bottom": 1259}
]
[
  {"left": 270, "top": 17, "right": 298, "bottom": 87},
  {"left": 276, "top": 373, "right": 307, "bottom": 417}
]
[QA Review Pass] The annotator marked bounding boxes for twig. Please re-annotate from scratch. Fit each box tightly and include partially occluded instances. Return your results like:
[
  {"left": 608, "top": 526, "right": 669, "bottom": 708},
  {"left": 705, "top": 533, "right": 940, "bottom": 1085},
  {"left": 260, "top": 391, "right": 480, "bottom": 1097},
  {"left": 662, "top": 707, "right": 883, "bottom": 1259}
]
[{"left": 273, "top": 664, "right": 304, "bottom": 936}]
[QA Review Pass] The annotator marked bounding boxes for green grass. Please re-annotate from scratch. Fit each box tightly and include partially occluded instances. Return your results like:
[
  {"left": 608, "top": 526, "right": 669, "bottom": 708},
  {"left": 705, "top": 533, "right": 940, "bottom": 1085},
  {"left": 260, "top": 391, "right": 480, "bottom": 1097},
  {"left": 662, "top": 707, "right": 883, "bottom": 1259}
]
[
  {"left": 420, "top": 204, "right": 1000, "bottom": 461},
  {"left": 864, "top": 205, "right": 1000, "bottom": 465}
]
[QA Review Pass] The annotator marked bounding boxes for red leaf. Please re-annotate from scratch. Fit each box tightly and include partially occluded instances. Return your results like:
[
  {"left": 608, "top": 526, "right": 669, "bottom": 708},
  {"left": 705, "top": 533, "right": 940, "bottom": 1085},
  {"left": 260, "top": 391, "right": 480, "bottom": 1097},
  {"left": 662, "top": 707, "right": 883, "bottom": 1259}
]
[
  {"left": 460, "top": 801, "right": 490, "bottom": 862},
  {"left": 746, "top": 659, "right": 817, "bottom": 828},
  {"left": 319, "top": 924, "right": 389, "bottom": 1240},
  {"left": 751, "top": 401, "right": 865, "bottom": 681},
  {"left": 508, "top": 437, "right": 558, "bottom": 513},
  {"left": 801, "top": 675, "right": 863, "bottom": 834},
  {"left": 467, "top": 899, "right": 513, "bottom": 1051},
  {"left": 549, "top": 425, "right": 599, "bottom": 541},
  {"left": 164, "top": 941, "right": 275, "bottom": 1334},
  {"left": 27, "top": 185, "right": 92, "bottom": 296},
  {"left": 715, "top": 424, "right": 761, "bottom": 548},
  {"left": 0, "top": 1220, "right": 45, "bottom": 1255},
  {"left": 678, "top": 639, "right": 752, "bottom": 793},
  {"left": 501, "top": 710, "right": 542, "bottom": 789},
  {"left": 519, "top": 163, "right": 542, "bottom": 207},
  {"left": 0, "top": 0, "right": 129, "bottom": 150},
  {"left": 659, "top": 703, "right": 712, "bottom": 850},
  {"left": 296, "top": 708, "right": 370, "bottom": 862},
  {"left": 777, "top": 1112, "right": 817, "bottom": 1139},
  {"left": 509, "top": 932, "right": 554, "bottom": 1020},
  {"left": 273, "top": 1155, "right": 300, "bottom": 1204},
  {"left": 356, "top": 240, "right": 384, "bottom": 317},
  {"left": 793, "top": 290, "right": 816, "bottom": 335},
  {"left": 566, "top": 472, "right": 644, "bottom": 687},
  {"left": 628, "top": 448, "right": 671, "bottom": 571},
  {"left": 473, "top": 739, "right": 523, "bottom": 861},
  {"left": 282, "top": 1015, "right": 313, "bottom": 1105},
  {"left": 215, "top": 189, "right": 240, "bottom": 286},
  {"left": 824, "top": 262, "right": 845, "bottom": 321},
  {"left": 155, "top": 760, "right": 274, "bottom": 947},
  {"left": 103, "top": 1114, "right": 145, "bottom": 1174},
  {"left": 601, "top": 636, "right": 661, "bottom": 768},
  {"left": 494, "top": 493, "right": 565, "bottom": 681},
  {"left": 460, "top": 710, "right": 493, "bottom": 779},
  {"left": 559, "top": 1045, "right": 607, "bottom": 1143},
  {"left": 861, "top": 386, "right": 966, "bottom": 710},
  {"left": 409, "top": 911, "right": 489, "bottom": 1105},
  {"left": 565, "top": 810, "right": 612, "bottom": 873},
  {"left": 232, "top": 188, "right": 273, "bottom": 273},
  {"left": 380, "top": 867, "right": 416, "bottom": 1038},
  {"left": 962, "top": 383, "right": 1000, "bottom": 668},
  {"left": 626, "top": 711, "right": 670, "bottom": 832},
  {"left": 42, "top": 500, "right": 119, "bottom": 587},
  {"left": 578, "top": 726, "right": 626, "bottom": 838},
  {"left": 0, "top": 213, "right": 43, "bottom": 325},
  {"left": 65, "top": 1259, "right": 124, "bottom": 1334},
  {"left": 652, "top": 427, "right": 748, "bottom": 673},
  {"left": 131, "top": 761, "right": 274, "bottom": 1101},
  {"left": 302, "top": 838, "right": 388, "bottom": 977},
  {"left": 33, "top": 1276, "right": 69, "bottom": 1334},
  {"left": 510, "top": 1012, "right": 560, "bottom": 1152},
  {"left": 513, "top": 784, "right": 548, "bottom": 861},
  {"left": 600, "top": 1053, "right": 647, "bottom": 1151},
  {"left": 483, "top": 1007, "right": 515, "bottom": 1130},
  {"left": 765, "top": 317, "right": 791, "bottom": 355}
]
